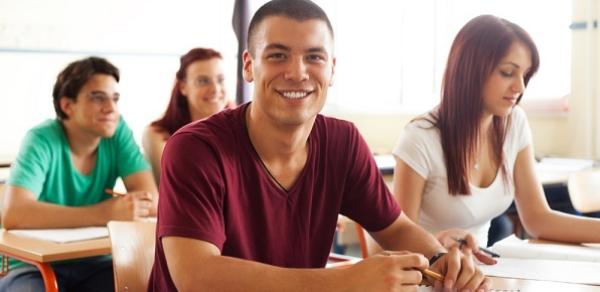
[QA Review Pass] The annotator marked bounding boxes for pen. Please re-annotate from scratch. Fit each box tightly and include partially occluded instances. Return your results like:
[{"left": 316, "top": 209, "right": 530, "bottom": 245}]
[
  {"left": 421, "top": 268, "right": 444, "bottom": 281},
  {"left": 452, "top": 237, "right": 501, "bottom": 258},
  {"left": 105, "top": 188, "right": 126, "bottom": 197}
]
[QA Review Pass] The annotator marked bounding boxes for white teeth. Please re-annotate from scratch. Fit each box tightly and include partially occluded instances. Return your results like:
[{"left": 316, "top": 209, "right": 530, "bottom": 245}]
[{"left": 281, "top": 91, "right": 308, "bottom": 99}]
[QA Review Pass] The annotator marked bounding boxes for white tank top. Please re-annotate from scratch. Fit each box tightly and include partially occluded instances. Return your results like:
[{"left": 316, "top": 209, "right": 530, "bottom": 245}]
[{"left": 392, "top": 106, "right": 532, "bottom": 245}]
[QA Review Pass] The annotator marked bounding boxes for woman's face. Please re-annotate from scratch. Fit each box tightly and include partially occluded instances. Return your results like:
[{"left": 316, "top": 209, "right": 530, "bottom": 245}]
[
  {"left": 481, "top": 41, "right": 532, "bottom": 118},
  {"left": 179, "top": 58, "right": 227, "bottom": 120}
]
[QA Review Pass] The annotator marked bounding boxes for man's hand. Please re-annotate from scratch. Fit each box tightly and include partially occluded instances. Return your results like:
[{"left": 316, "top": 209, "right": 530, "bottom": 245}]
[
  {"left": 342, "top": 251, "right": 428, "bottom": 291},
  {"left": 97, "top": 191, "right": 153, "bottom": 221},
  {"left": 429, "top": 246, "right": 491, "bottom": 291}
]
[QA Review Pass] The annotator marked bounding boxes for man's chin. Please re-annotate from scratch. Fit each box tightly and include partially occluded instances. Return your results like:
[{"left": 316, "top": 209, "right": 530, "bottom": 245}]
[{"left": 98, "top": 127, "right": 117, "bottom": 138}]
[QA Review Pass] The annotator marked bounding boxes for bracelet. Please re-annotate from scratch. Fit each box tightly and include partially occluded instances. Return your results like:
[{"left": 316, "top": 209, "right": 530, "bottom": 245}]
[{"left": 429, "top": 252, "right": 447, "bottom": 265}]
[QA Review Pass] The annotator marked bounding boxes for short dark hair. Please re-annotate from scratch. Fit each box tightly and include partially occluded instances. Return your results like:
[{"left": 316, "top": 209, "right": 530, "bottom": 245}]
[
  {"left": 52, "top": 56, "right": 120, "bottom": 120},
  {"left": 247, "top": 0, "right": 334, "bottom": 56}
]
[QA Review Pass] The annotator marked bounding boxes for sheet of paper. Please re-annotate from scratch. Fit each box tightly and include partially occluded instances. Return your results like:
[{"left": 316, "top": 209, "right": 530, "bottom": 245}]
[
  {"left": 490, "top": 235, "right": 600, "bottom": 263},
  {"left": 8, "top": 227, "right": 109, "bottom": 243},
  {"left": 480, "top": 258, "right": 600, "bottom": 285}
]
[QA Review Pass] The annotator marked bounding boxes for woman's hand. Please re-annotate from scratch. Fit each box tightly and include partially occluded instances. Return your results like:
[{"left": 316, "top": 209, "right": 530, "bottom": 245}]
[{"left": 436, "top": 228, "right": 497, "bottom": 265}]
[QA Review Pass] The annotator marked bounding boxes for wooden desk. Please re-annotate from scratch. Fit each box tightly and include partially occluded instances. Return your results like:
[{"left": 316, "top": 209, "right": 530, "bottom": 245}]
[
  {"left": 490, "top": 277, "right": 600, "bottom": 291},
  {"left": 0, "top": 230, "right": 111, "bottom": 292}
]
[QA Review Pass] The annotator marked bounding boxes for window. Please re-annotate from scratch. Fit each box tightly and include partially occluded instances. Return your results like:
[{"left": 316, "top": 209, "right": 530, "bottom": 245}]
[{"left": 310, "top": 1, "right": 571, "bottom": 113}]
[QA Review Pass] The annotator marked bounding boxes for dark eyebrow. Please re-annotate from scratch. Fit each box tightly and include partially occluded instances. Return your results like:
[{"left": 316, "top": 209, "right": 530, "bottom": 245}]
[
  {"left": 264, "top": 43, "right": 290, "bottom": 51},
  {"left": 89, "top": 90, "right": 119, "bottom": 97},
  {"left": 307, "top": 47, "right": 328, "bottom": 54},
  {"left": 501, "top": 62, "right": 520, "bottom": 69},
  {"left": 500, "top": 62, "right": 531, "bottom": 73}
]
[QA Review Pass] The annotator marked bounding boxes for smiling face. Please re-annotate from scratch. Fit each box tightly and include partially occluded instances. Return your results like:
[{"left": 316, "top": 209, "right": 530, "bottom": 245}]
[
  {"left": 61, "top": 74, "right": 120, "bottom": 138},
  {"left": 481, "top": 41, "right": 532, "bottom": 118},
  {"left": 179, "top": 58, "right": 227, "bottom": 120},
  {"left": 243, "top": 16, "right": 336, "bottom": 127}
]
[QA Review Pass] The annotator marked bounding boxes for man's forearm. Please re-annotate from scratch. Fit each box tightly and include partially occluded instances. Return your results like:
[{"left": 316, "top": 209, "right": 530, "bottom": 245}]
[
  {"left": 172, "top": 255, "right": 346, "bottom": 291},
  {"left": 3, "top": 200, "right": 108, "bottom": 229},
  {"left": 372, "top": 213, "right": 445, "bottom": 259}
]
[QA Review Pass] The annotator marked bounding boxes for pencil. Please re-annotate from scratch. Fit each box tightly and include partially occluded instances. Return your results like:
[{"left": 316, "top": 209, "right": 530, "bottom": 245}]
[
  {"left": 421, "top": 268, "right": 444, "bottom": 281},
  {"left": 105, "top": 188, "right": 126, "bottom": 197},
  {"left": 452, "top": 237, "right": 501, "bottom": 258}
]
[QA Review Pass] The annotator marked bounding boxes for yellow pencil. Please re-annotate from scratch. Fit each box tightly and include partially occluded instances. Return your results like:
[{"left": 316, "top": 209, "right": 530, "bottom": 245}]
[{"left": 421, "top": 268, "right": 444, "bottom": 281}]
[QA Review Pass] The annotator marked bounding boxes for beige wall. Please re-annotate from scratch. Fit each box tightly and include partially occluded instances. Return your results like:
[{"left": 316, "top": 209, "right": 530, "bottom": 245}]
[
  {"left": 333, "top": 0, "right": 599, "bottom": 159},
  {"left": 332, "top": 112, "right": 570, "bottom": 157}
]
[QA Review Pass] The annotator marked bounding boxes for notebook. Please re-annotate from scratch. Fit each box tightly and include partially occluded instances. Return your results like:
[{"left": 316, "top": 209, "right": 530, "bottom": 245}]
[
  {"left": 489, "top": 234, "right": 600, "bottom": 262},
  {"left": 8, "top": 227, "right": 109, "bottom": 243},
  {"left": 479, "top": 235, "right": 600, "bottom": 285}
]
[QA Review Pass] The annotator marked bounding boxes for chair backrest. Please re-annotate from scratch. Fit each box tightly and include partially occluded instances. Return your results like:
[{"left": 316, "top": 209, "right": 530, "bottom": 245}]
[
  {"left": 107, "top": 220, "right": 156, "bottom": 292},
  {"left": 354, "top": 224, "right": 383, "bottom": 258},
  {"left": 567, "top": 169, "right": 600, "bottom": 213}
]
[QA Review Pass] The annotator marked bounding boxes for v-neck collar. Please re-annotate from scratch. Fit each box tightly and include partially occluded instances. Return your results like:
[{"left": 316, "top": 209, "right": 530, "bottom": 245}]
[{"left": 240, "top": 103, "right": 314, "bottom": 197}]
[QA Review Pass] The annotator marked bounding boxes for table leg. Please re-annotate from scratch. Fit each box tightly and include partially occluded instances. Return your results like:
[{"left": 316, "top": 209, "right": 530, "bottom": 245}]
[{"left": 32, "top": 262, "right": 58, "bottom": 292}]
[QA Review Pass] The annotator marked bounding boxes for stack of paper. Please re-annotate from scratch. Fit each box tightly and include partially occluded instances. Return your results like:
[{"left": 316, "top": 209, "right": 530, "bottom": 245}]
[
  {"left": 8, "top": 227, "right": 109, "bottom": 243},
  {"left": 481, "top": 235, "right": 600, "bottom": 285}
]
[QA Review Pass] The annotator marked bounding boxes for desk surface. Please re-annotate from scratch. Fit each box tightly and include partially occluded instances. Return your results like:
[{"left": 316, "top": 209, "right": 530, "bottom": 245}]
[
  {"left": 490, "top": 276, "right": 600, "bottom": 291},
  {"left": 0, "top": 230, "right": 110, "bottom": 262}
]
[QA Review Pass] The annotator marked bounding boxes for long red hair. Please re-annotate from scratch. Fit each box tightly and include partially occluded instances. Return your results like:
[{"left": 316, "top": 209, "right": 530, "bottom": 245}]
[
  {"left": 435, "top": 15, "right": 539, "bottom": 195},
  {"left": 151, "top": 48, "right": 224, "bottom": 135}
]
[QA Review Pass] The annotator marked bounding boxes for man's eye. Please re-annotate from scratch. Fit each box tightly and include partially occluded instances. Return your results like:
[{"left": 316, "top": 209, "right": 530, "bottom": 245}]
[
  {"left": 307, "top": 55, "right": 325, "bottom": 62},
  {"left": 268, "top": 53, "right": 286, "bottom": 60}
]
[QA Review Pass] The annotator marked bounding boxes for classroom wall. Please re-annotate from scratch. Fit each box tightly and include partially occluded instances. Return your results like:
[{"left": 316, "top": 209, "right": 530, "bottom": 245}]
[
  {"left": 329, "top": 112, "right": 570, "bottom": 157},
  {"left": 0, "top": 0, "right": 596, "bottom": 161},
  {"left": 331, "top": 0, "right": 597, "bottom": 159}
]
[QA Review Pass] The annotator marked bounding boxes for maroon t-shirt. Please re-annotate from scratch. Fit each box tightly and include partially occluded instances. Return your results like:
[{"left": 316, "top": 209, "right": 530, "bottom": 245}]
[{"left": 148, "top": 103, "right": 400, "bottom": 291}]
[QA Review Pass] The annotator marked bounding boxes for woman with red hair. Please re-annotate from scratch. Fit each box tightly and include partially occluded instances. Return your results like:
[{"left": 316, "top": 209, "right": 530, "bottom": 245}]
[
  {"left": 392, "top": 15, "right": 600, "bottom": 264},
  {"left": 143, "top": 48, "right": 234, "bottom": 183}
]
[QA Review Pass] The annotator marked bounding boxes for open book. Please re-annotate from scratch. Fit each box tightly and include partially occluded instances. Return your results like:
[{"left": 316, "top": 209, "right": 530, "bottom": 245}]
[
  {"left": 478, "top": 235, "right": 600, "bottom": 285},
  {"left": 8, "top": 227, "right": 109, "bottom": 243}
]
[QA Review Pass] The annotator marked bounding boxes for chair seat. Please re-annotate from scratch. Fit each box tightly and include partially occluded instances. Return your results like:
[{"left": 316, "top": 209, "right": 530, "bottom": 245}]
[{"left": 567, "top": 169, "right": 600, "bottom": 213}]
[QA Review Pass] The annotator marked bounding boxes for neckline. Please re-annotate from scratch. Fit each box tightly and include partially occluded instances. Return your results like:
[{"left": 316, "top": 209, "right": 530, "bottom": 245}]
[
  {"left": 58, "top": 121, "right": 100, "bottom": 178},
  {"left": 240, "top": 103, "right": 314, "bottom": 196},
  {"left": 469, "top": 170, "right": 500, "bottom": 190}
]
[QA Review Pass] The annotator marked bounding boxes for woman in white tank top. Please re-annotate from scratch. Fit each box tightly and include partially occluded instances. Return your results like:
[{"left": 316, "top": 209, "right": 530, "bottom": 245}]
[{"left": 392, "top": 15, "right": 600, "bottom": 264}]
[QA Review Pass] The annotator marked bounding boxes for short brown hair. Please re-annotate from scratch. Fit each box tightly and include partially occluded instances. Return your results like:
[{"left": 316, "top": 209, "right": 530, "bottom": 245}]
[{"left": 52, "top": 56, "right": 120, "bottom": 119}]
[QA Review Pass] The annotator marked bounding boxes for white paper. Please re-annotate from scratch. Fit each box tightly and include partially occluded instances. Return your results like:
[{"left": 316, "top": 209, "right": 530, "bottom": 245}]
[
  {"left": 8, "top": 227, "right": 109, "bottom": 243},
  {"left": 490, "top": 235, "right": 600, "bottom": 263},
  {"left": 480, "top": 258, "right": 600, "bottom": 285},
  {"left": 537, "top": 157, "right": 595, "bottom": 172}
]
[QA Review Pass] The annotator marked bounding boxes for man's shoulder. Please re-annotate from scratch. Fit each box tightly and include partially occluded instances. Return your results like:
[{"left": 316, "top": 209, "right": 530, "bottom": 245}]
[
  {"left": 178, "top": 107, "right": 241, "bottom": 138},
  {"left": 26, "top": 119, "right": 64, "bottom": 145},
  {"left": 315, "top": 114, "right": 357, "bottom": 134},
  {"left": 169, "top": 106, "right": 244, "bottom": 154}
]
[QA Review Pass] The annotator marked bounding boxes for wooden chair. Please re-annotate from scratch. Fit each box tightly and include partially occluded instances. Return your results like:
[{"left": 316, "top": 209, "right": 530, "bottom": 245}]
[
  {"left": 107, "top": 220, "right": 156, "bottom": 292},
  {"left": 567, "top": 169, "right": 600, "bottom": 213}
]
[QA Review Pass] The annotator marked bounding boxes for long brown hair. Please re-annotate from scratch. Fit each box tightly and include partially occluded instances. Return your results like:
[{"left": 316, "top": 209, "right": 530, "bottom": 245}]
[
  {"left": 435, "top": 15, "right": 539, "bottom": 195},
  {"left": 151, "top": 48, "right": 223, "bottom": 135}
]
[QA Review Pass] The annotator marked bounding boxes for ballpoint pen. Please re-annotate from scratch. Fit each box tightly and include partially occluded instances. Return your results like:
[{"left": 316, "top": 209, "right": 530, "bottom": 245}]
[{"left": 452, "top": 237, "right": 501, "bottom": 258}]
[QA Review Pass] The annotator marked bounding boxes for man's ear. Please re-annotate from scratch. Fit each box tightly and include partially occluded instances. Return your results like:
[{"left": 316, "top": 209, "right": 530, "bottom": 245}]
[
  {"left": 59, "top": 97, "right": 74, "bottom": 118},
  {"left": 242, "top": 50, "right": 254, "bottom": 82},
  {"left": 329, "top": 57, "right": 336, "bottom": 87}
]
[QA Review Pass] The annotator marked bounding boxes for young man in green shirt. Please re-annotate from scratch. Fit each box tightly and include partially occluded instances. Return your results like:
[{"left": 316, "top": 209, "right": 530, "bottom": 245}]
[{"left": 0, "top": 56, "right": 157, "bottom": 291}]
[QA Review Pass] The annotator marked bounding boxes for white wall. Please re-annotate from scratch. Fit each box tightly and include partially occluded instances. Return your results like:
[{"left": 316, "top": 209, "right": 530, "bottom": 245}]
[
  {"left": 0, "top": 0, "right": 597, "bottom": 161},
  {"left": 0, "top": 0, "right": 238, "bottom": 160}
]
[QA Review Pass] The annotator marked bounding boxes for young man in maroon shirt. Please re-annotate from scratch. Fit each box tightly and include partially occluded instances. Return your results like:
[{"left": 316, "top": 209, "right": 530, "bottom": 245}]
[{"left": 148, "top": 0, "right": 490, "bottom": 291}]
